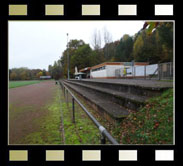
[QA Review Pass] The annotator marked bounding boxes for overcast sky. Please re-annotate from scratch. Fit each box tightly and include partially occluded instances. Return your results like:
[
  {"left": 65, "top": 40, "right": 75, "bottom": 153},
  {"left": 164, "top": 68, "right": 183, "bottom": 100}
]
[{"left": 9, "top": 21, "right": 144, "bottom": 70}]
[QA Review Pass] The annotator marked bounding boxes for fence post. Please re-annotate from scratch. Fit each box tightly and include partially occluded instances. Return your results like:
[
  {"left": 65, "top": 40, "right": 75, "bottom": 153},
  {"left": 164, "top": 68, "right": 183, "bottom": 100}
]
[
  {"left": 63, "top": 86, "right": 65, "bottom": 97},
  {"left": 101, "top": 134, "right": 106, "bottom": 144},
  {"left": 158, "top": 63, "right": 161, "bottom": 80},
  {"left": 62, "top": 83, "right": 64, "bottom": 91},
  {"left": 162, "top": 63, "right": 164, "bottom": 79},
  {"left": 66, "top": 89, "right": 68, "bottom": 104},
  {"left": 72, "top": 97, "right": 75, "bottom": 123},
  {"left": 144, "top": 65, "right": 146, "bottom": 79},
  {"left": 170, "top": 62, "right": 172, "bottom": 78},
  {"left": 132, "top": 66, "right": 134, "bottom": 78}
]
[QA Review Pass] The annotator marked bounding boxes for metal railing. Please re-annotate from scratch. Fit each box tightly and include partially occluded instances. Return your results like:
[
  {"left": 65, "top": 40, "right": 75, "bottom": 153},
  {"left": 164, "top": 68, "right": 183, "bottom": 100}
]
[{"left": 59, "top": 80, "right": 119, "bottom": 145}]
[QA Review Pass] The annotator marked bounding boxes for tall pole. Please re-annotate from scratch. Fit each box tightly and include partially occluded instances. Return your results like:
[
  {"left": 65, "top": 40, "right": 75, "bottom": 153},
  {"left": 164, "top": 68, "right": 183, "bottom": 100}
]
[{"left": 67, "top": 33, "right": 70, "bottom": 80}]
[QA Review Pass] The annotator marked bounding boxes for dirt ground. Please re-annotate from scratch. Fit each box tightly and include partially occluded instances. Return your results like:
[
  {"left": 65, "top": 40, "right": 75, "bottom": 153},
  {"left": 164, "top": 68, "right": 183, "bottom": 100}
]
[{"left": 9, "top": 80, "right": 57, "bottom": 144}]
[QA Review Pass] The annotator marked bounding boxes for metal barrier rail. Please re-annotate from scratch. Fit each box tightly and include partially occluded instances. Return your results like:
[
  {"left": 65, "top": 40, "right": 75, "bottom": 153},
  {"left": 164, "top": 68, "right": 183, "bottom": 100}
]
[{"left": 59, "top": 80, "right": 119, "bottom": 145}]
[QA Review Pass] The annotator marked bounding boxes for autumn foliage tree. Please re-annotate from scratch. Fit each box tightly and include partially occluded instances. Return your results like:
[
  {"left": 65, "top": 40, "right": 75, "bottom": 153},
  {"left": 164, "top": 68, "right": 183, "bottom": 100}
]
[
  {"left": 53, "top": 22, "right": 173, "bottom": 79},
  {"left": 133, "top": 22, "right": 173, "bottom": 63},
  {"left": 115, "top": 34, "right": 134, "bottom": 62},
  {"left": 9, "top": 68, "right": 50, "bottom": 80}
]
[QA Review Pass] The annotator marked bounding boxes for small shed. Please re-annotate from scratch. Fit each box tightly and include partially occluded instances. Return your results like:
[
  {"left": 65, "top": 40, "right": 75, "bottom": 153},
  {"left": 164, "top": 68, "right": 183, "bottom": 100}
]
[
  {"left": 79, "top": 67, "right": 91, "bottom": 78},
  {"left": 74, "top": 72, "right": 85, "bottom": 79},
  {"left": 40, "top": 76, "right": 51, "bottom": 80}
]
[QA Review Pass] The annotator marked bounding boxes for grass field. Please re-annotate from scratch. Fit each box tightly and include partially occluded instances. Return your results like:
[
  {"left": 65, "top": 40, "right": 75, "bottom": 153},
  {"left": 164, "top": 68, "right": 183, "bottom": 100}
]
[{"left": 9, "top": 80, "right": 43, "bottom": 89}]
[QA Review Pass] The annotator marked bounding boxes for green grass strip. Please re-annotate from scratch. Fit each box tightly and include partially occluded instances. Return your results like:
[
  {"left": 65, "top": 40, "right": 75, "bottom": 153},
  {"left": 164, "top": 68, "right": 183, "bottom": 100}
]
[
  {"left": 60, "top": 91, "right": 100, "bottom": 145},
  {"left": 9, "top": 80, "right": 43, "bottom": 89},
  {"left": 19, "top": 87, "right": 62, "bottom": 144}
]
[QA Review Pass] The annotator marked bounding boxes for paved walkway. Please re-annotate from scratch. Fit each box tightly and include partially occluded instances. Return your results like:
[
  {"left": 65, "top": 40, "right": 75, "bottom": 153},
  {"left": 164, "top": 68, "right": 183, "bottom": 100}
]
[{"left": 74, "top": 79, "right": 173, "bottom": 89}]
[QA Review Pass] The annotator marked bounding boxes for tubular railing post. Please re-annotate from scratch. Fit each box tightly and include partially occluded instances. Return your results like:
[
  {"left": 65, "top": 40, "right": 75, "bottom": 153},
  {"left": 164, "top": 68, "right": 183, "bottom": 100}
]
[
  {"left": 62, "top": 82, "right": 63, "bottom": 90},
  {"left": 101, "top": 134, "right": 106, "bottom": 144},
  {"left": 65, "top": 88, "right": 66, "bottom": 99},
  {"left": 63, "top": 86, "right": 65, "bottom": 97},
  {"left": 64, "top": 87, "right": 66, "bottom": 98},
  {"left": 72, "top": 97, "right": 75, "bottom": 123},
  {"left": 66, "top": 89, "right": 68, "bottom": 104},
  {"left": 65, "top": 88, "right": 67, "bottom": 100}
]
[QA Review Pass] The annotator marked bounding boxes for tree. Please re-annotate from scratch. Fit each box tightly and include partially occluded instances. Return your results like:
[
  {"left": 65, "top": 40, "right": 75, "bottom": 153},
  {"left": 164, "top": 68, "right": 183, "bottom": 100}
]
[
  {"left": 141, "top": 22, "right": 160, "bottom": 34},
  {"left": 103, "top": 27, "right": 112, "bottom": 44},
  {"left": 42, "top": 69, "right": 47, "bottom": 76},
  {"left": 48, "top": 65, "right": 53, "bottom": 76},
  {"left": 133, "top": 30, "right": 160, "bottom": 63},
  {"left": 103, "top": 41, "right": 119, "bottom": 61},
  {"left": 20, "top": 71, "right": 28, "bottom": 80},
  {"left": 103, "top": 27, "right": 113, "bottom": 60},
  {"left": 155, "top": 22, "right": 173, "bottom": 62},
  {"left": 70, "top": 44, "right": 93, "bottom": 74},
  {"left": 91, "top": 29, "right": 102, "bottom": 50},
  {"left": 89, "top": 49, "right": 105, "bottom": 66},
  {"left": 133, "top": 22, "right": 173, "bottom": 63},
  {"left": 68, "top": 39, "right": 85, "bottom": 49},
  {"left": 60, "top": 39, "right": 88, "bottom": 78},
  {"left": 50, "top": 61, "right": 62, "bottom": 80},
  {"left": 115, "top": 34, "right": 134, "bottom": 62},
  {"left": 9, "top": 67, "right": 48, "bottom": 80},
  {"left": 36, "top": 71, "right": 43, "bottom": 79},
  {"left": 10, "top": 72, "right": 17, "bottom": 80}
]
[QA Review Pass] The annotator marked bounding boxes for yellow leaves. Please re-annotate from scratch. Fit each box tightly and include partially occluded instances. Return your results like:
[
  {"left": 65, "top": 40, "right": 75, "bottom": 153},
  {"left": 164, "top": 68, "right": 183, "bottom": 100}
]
[
  {"left": 133, "top": 34, "right": 144, "bottom": 54},
  {"left": 142, "top": 22, "right": 161, "bottom": 35},
  {"left": 122, "top": 34, "right": 130, "bottom": 42},
  {"left": 36, "top": 71, "right": 43, "bottom": 78}
]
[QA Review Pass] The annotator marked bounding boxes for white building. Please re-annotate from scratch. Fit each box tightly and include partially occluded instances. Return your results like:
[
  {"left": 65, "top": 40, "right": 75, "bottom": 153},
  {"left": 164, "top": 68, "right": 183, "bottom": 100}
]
[{"left": 90, "top": 62, "right": 157, "bottom": 79}]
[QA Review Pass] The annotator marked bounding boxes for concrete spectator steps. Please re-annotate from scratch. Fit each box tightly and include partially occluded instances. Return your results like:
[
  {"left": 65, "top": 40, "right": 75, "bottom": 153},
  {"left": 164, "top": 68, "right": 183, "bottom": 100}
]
[
  {"left": 63, "top": 81, "right": 129, "bottom": 123},
  {"left": 63, "top": 79, "right": 173, "bottom": 123}
]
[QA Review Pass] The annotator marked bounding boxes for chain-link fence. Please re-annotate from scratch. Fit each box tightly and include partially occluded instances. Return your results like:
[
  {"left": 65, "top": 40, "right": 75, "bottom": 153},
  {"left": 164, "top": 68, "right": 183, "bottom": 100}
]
[
  {"left": 115, "top": 62, "right": 173, "bottom": 80},
  {"left": 157, "top": 62, "right": 173, "bottom": 80}
]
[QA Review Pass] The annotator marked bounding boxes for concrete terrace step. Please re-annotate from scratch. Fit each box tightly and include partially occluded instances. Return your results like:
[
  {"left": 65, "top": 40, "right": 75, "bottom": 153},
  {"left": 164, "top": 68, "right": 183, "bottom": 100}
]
[
  {"left": 65, "top": 80, "right": 148, "bottom": 111},
  {"left": 63, "top": 81, "right": 129, "bottom": 123},
  {"left": 69, "top": 79, "right": 173, "bottom": 97}
]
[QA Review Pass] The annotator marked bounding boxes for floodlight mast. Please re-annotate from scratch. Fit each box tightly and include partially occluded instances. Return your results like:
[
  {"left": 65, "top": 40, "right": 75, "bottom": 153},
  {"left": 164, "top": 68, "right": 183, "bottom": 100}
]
[{"left": 67, "top": 33, "right": 70, "bottom": 80}]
